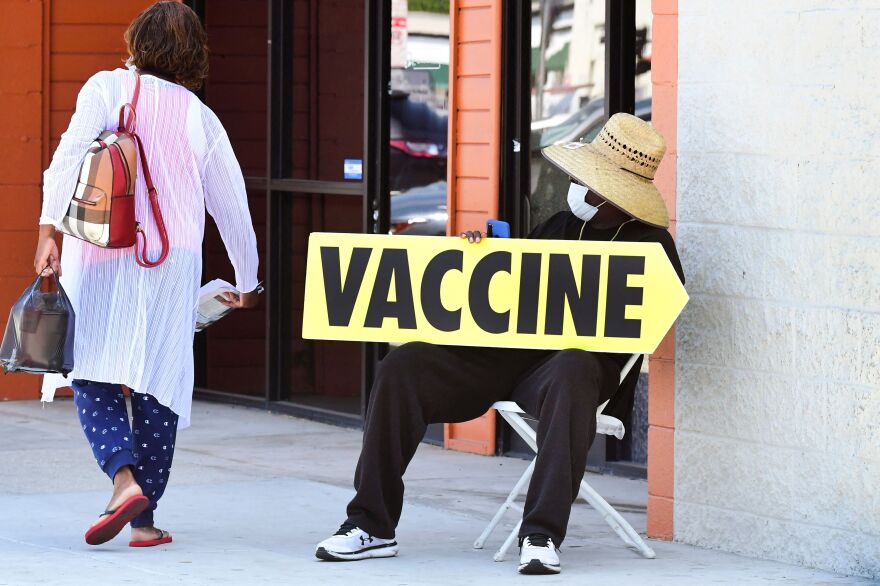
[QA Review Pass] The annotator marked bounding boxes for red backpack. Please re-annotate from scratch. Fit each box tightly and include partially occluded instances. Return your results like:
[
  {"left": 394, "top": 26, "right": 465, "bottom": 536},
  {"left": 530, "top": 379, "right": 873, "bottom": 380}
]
[{"left": 59, "top": 72, "right": 169, "bottom": 268}]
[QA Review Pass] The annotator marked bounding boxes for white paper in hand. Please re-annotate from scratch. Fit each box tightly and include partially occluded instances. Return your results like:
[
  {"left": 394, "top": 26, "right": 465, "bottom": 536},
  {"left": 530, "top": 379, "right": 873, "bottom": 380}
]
[{"left": 196, "top": 279, "right": 238, "bottom": 332}]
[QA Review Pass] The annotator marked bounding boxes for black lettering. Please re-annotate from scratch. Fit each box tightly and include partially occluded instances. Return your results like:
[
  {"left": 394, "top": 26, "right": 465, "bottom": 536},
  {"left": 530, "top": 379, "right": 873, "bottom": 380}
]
[
  {"left": 516, "top": 253, "right": 542, "bottom": 334},
  {"left": 544, "top": 254, "right": 600, "bottom": 336},
  {"left": 364, "top": 249, "right": 417, "bottom": 329},
  {"left": 320, "top": 247, "right": 372, "bottom": 327},
  {"left": 604, "top": 255, "right": 644, "bottom": 338},
  {"left": 468, "top": 251, "right": 511, "bottom": 334},
  {"left": 421, "top": 249, "right": 463, "bottom": 332}
]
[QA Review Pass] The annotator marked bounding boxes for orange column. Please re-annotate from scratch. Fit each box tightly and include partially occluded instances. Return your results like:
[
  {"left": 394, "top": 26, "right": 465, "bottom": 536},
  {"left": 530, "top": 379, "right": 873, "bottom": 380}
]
[
  {"left": 443, "top": 0, "right": 503, "bottom": 455},
  {"left": 0, "top": 0, "right": 46, "bottom": 401},
  {"left": 647, "top": 0, "right": 678, "bottom": 540}
]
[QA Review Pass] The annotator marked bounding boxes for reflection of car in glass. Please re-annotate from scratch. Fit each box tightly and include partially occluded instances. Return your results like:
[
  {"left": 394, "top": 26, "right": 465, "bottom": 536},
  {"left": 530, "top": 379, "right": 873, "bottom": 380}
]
[
  {"left": 529, "top": 98, "right": 652, "bottom": 228},
  {"left": 389, "top": 181, "right": 448, "bottom": 236},
  {"left": 389, "top": 91, "right": 448, "bottom": 193}
]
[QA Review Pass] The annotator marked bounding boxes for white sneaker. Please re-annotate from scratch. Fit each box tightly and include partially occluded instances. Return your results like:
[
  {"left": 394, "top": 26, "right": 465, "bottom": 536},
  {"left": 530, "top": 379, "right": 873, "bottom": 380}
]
[
  {"left": 315, "top": 522, "right": 399, "bottom": 561},
  {"left": 518, "top": 534, "right": 561, "bottom": 575}
]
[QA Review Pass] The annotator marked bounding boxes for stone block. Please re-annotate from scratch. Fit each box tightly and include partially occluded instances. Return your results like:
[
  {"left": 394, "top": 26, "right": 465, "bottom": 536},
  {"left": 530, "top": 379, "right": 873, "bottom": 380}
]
[
  {"left": 794, "top": 7, "right": 880, "bottom": 86},
  {"left": 678, "top": 82, "right": 801, "bottom": 157},
  {"left": 828, "top": 237, "right": 880, "bottom": 313},
  {"left": 675, "top": 224, "right": 767, "bottom": 300},
  {"left": 680, "top": 8, "right": 798, "bottom": 85},
  {"left": 677, "top": 152, "right": 800, "bottom": 230},
  {"left": 651, "top": 82, "right": 677, "bottom": 147},
  {"left": 648, "top": 358, "right": 675, "bottom": 428},
  {"left": 825, "top": 382, "right": 880, "bottom": 466},
  {"left": 792, "top": 84, "right": 880, "bottom": 158},
  {"left": 795, "top": 158, "right": 880, "bottom": 238},
  {"left": 676, "top": 431, "right": 879, "bottom": 537},
  {"left": 675, "top": 363, "right": 833, "bottom": 451},
  {"left": 675, "top": 500, "right": 880, "bottom": 579},
  {"left": 791, "top": 307, "right": 878, "bottom": 387},
  {"left": 677, "top": 294, "right": 798, "bottom": 374},
  {"left": 651, "top": 15, "right": 677, "bottom": 85},
  {"left": 647, "top": 494, "right": 673, "bottom": 540},
  {"left": 648, "top": 425, "right": 674, "bottom": 498},
  {"left": 651, "top": 0, "right": 677, "bottom": 16}
]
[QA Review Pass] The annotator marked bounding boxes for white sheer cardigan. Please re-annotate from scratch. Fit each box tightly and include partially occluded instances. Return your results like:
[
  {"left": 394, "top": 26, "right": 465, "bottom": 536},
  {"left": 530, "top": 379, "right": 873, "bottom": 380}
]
[{"left": 39, "top": 68, "right": 259, "bottom": 428}]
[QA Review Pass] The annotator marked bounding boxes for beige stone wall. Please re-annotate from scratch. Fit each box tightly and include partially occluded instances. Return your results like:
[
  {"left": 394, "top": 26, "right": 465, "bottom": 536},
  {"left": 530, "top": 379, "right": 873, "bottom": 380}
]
[{"left": 674, "top": 1, "right": 880, "bottom": 578}]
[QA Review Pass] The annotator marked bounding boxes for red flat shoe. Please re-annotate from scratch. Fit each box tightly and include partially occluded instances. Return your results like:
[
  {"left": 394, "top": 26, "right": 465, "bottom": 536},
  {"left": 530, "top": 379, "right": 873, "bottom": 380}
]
[
  {"left": 129, "top": 529, "right": 172, "bottom": 548},
  {"left": 84, "top": 495, "right": 150, "bottom": 545}
]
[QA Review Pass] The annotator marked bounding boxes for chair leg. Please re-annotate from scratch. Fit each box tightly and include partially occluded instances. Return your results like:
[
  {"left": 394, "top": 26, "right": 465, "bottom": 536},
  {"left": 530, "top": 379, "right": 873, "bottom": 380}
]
[
  {"left": 483, "top": 406, "right": 657, "bottom": 562},
  {"left": 577, "top": 478, "right": 656, "bottom": 559},
  {"left": 494, "top": 517, "right": 523, "bottom": 562},
  {"left": 474, "top": 458, "right": 536, "bottom": 549}
]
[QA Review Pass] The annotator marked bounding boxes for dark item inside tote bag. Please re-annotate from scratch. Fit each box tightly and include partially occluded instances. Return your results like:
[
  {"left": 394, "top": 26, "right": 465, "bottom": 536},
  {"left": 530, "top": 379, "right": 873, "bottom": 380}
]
[{"left": 0, "top": 271, "right": 75, "bottom": 376}]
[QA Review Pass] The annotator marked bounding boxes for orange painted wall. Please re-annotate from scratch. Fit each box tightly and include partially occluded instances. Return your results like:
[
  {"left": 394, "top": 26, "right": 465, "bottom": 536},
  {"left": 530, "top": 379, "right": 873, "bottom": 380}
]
[
  {"left": 443, "top": 0, "right": 503, "bottom": 455},
  {"left": 0, "top": 0, "right": 46, "bottom": 400},
  {"left": 647, "top": 0, "right": 678, "bottom": 540},
  {"left": 0, "top": 0, "right": 160, "bottom": 401}
]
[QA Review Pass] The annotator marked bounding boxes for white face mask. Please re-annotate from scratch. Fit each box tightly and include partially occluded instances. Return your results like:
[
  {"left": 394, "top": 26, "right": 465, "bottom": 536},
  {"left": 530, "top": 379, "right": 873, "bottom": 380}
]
[{"left": 567, "top": 182, "right": 605, "bottom": 222}]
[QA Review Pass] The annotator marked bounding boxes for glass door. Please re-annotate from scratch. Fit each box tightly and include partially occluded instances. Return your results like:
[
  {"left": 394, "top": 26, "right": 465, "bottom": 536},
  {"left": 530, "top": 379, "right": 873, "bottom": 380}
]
[
  {"left": 275, "top": 0, "right": 367, "bottom": 418},
  {"left": 194, "top": 0, "right": 382, "bottom": 425}
]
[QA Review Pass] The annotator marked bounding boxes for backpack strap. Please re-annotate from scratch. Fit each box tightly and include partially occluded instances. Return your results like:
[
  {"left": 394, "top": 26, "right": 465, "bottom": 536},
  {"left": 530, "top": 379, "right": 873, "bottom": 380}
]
[
  {"left": 118, "top": 73, "right": 141, "bottom": 133},
  {"left": 120, "top": 72, "right": 169, "bottom": 268},
  {"left": 133, "top": 132, "right": 169, "bottom": 268}
]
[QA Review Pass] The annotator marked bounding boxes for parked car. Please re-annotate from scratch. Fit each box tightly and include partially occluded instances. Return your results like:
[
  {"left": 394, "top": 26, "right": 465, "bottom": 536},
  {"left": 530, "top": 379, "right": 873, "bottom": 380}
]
[
  {"left": 389, "top": 91, "right": 448, "bottom": 193},
  {"left": 385, "top": 89, "right": 449, "bottom": 236},
  {"left": 389, "top": 181, "right": 448, "bottom": 236}
]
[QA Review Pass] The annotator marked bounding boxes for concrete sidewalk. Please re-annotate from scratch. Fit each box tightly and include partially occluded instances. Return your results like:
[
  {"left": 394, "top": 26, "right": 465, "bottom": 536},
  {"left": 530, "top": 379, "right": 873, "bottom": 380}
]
[{"left": 0, "top": 399, "right": 873, "bottom": 586}]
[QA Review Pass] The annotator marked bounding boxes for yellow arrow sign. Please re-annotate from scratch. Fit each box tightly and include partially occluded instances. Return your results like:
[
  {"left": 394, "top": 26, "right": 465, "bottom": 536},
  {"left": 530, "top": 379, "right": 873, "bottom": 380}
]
[{"left": 302, "top": 233, "right": 688, "bottom": 354}]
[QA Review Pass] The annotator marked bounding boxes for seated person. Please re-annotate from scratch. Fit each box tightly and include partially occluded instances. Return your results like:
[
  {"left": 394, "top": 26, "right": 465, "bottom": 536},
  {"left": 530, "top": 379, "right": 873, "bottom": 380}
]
[{"left": 315, "top": 114, "right": 685, "bottom": 575}]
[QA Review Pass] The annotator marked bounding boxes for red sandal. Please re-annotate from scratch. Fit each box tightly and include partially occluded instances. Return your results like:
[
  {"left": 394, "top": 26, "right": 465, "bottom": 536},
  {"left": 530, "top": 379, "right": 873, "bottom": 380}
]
[
  {"left": 84, "top": 495, "right": 150, "bottom": 545},
  {"left": 129, "top": 528, "right": 173, "bottom": 548}
]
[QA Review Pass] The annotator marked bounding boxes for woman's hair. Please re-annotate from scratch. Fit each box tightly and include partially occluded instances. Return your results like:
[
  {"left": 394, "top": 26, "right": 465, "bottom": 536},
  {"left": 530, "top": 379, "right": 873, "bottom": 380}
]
[{"left": 124, "top": 2, "right": 208, "bottom": 91}]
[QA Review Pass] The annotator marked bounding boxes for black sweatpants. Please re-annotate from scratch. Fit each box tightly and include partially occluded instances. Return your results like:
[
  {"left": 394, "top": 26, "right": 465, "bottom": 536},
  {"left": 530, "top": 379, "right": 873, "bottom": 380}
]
[{"left": 346, "top": 342, "right": 619, "bottom": 546}]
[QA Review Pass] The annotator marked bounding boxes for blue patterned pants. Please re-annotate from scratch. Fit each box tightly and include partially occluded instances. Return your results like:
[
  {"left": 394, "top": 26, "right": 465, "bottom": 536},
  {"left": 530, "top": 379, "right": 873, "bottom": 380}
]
[{"left": 72, "top": 380, "right": 179, "bottom": 529}]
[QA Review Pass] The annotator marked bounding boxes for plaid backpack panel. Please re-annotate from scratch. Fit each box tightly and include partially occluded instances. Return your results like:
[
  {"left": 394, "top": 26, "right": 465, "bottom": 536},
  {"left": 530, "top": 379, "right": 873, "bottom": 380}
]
[{"left": 60, "top": 129, "right": 138, "bottom": 248}]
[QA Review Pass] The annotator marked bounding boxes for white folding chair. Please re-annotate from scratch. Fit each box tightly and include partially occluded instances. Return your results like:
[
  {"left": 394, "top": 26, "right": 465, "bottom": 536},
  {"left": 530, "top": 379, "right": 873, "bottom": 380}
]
[{"left": 473, "top": 353, "right": 657, "bottom": 561}]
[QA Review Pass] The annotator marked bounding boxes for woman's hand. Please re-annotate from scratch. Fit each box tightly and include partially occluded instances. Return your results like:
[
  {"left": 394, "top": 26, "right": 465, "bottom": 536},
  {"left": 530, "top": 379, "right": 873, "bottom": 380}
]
[
  {"left": 219, "top": 290, "right": 259, "bottom": 309},
  {"left": 460, "top": 230, "right": 485, "bottom": 244},
  {"left": 34, "top": 225, "right": 62, "bottom": 277}
]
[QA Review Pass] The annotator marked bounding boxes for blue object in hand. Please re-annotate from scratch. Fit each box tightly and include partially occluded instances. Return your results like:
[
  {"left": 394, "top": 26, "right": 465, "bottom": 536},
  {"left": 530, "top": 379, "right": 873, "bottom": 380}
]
[{"left": 486, "top": 220, "right": 510, "bottom": 239}]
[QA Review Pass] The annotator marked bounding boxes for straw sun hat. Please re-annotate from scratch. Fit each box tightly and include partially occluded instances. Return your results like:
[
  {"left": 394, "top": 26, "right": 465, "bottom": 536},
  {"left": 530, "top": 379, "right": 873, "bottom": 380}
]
[{"left": 542, "top": 113, "right": 670, "bottom": 228}]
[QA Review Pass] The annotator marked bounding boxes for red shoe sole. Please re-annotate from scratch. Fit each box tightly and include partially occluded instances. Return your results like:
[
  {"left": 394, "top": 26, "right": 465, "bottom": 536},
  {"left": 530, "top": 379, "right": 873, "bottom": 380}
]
[
  {"left": 84, "top": 495, "right": 150, "bottom": 546},
  {"left": 129, "top": 534, "right": 172, "bottom": 548}
]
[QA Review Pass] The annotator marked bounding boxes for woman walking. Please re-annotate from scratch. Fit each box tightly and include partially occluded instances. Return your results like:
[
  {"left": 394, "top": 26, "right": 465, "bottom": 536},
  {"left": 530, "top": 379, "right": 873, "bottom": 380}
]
[{"left": 34, "top": 2, "right": 259, "bottom": 547}]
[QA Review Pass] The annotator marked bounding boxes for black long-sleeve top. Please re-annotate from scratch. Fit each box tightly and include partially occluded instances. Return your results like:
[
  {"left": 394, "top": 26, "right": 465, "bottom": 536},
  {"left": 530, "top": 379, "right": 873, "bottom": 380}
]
[{"left": 527, "top": 211, "right": 686, "bottom": 421}]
